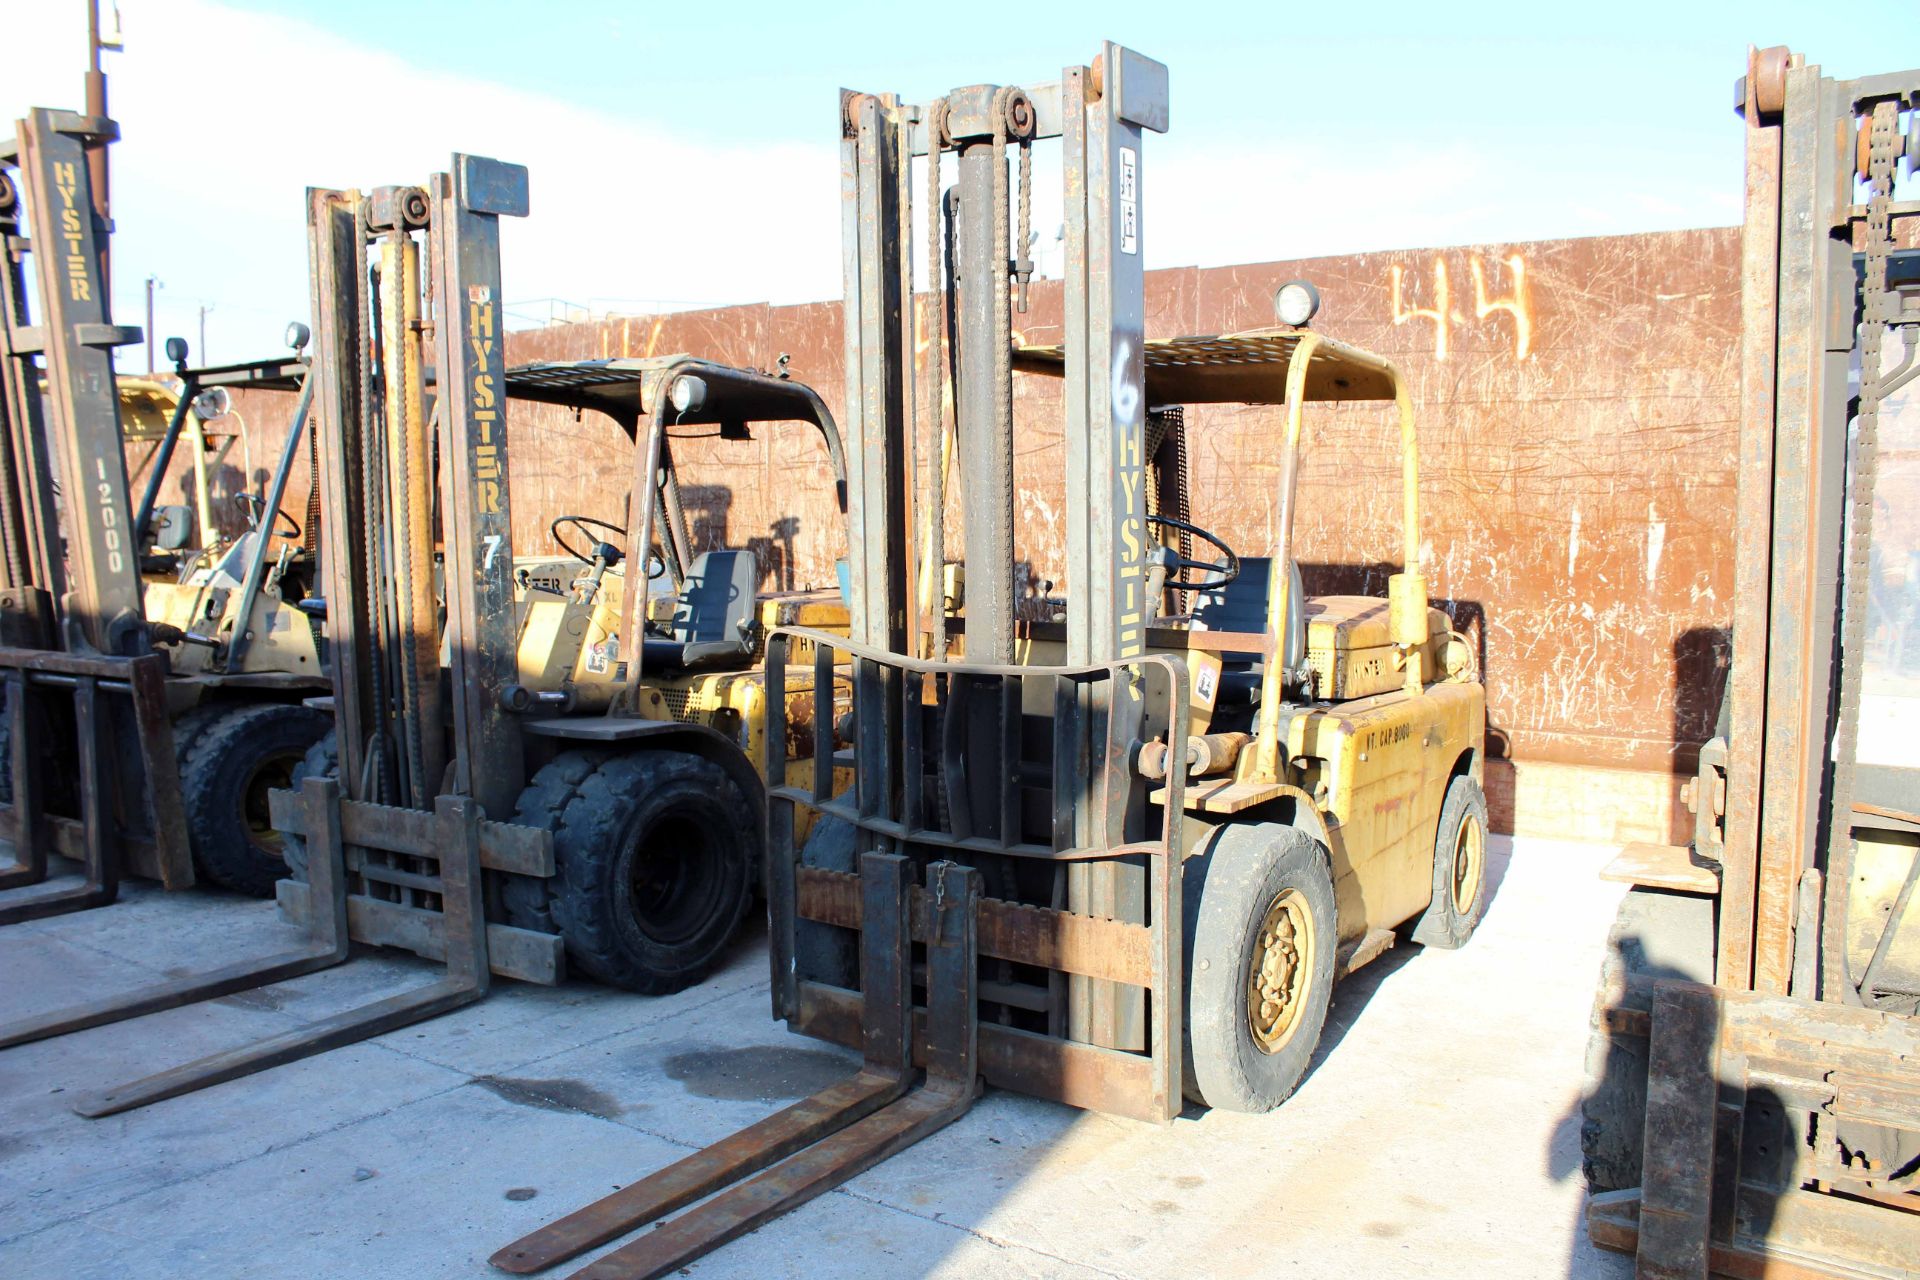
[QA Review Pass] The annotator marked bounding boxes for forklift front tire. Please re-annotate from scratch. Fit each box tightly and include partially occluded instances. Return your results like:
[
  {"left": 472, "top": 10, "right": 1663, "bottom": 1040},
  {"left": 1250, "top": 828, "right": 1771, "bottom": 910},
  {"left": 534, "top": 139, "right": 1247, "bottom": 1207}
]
[
  {"left": 509, "top": 749, "right": 756, "bottom": 995},
  {"left": 280, "top": 729, "right": 339, "bottom": 884},
  {"left": 794, "top": 812, "right": 859, "bottom": 988},
  {"left": 1181, "top": 822, "right": 1337, "bottom": 1113},
  {"left": 178, "top": 703, "right": 332, "bottom": 897}
]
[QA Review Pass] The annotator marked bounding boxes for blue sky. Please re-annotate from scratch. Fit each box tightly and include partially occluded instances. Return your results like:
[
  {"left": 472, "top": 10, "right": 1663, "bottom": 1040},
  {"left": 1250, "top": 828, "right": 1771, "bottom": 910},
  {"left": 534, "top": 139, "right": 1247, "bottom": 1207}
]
[{"left": 9, "top": 1, "right": 1918, "bottom": 364}]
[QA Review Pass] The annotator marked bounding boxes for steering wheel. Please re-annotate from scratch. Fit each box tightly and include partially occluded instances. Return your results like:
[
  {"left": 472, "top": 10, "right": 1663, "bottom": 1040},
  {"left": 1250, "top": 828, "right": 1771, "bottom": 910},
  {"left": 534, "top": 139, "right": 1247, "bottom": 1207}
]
[
  {"left": 549, "top": 515, "right": 663, "bottom": 577},
  {"left": 236, "top": 493, "right": 300, "bottom": 540},
  {"left": 1144, "top": 513, "right": 1241, "bottom": 589}
]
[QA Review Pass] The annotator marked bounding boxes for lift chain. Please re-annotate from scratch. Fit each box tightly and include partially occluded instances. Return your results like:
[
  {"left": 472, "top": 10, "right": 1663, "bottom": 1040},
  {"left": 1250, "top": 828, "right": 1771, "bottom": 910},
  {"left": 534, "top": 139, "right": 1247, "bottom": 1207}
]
[
  {"left": 1824, "top": 98, "right": 1899, "bottom": 1006},
  {"left": 1015, "top": 131, "right": 1034, "bottom": 313},
  {"left": 990, "top": 86, "right": 1018, "bottom": 653},
  {"left": 925, "top": 98, "right": 951, "bottom": 661},
  {"left": 354, "top": 197, "right": 395, "bottom": 809},
  {"left": 382, "top": 230, "right": 427, "bottom": 810}
]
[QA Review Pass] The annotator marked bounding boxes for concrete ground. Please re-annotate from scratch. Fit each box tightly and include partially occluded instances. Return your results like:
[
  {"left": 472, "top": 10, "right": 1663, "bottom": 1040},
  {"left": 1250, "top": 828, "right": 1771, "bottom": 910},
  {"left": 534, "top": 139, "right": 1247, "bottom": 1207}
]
[{"left": 0, "top": 836, "right": 1633, "bottom": 1280}]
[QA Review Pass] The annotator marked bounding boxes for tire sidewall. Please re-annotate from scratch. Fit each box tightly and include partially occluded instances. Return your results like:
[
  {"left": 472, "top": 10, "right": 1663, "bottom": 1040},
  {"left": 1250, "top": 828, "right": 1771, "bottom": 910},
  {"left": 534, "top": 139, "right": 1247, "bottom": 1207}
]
[
  {"left": 554, "top": 753, "right": 755, "bottom": 992},
  {"left": 180, "top": 704, "right": 331, "bottom": 896},
  {"left": 1183, "top": 822, "right": 1338, "bottom": 1113},
  {"left": 1413, "top": 775, "right": 1490, "bottom": 949}
]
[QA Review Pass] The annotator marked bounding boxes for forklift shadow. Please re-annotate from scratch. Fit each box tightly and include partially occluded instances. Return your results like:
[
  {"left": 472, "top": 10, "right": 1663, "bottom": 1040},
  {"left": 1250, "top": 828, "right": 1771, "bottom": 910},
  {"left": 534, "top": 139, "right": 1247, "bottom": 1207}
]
[{"left": 1553, "top": 930, "right": 1785, "bottom": 1277}]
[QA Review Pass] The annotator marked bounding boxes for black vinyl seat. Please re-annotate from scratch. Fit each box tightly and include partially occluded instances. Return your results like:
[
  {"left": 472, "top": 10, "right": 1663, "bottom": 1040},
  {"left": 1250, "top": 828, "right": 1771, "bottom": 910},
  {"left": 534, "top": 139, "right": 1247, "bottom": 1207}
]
[
  {"left": 641, "top": 549, "right": 759, "bottom": 673},
  {"left": 1190, "top": 557, "right": 1305, "bottom": 707}
]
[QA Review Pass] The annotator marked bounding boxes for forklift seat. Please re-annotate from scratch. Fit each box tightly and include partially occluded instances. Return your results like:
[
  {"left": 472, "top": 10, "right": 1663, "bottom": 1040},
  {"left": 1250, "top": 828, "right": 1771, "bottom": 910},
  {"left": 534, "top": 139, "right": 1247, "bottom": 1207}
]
[
  {"left": 641, "top": 550, "right": 760, "bottom": 673},
  {"left": 1191, "top": 557, "right": 1305, "bottom": 706}
]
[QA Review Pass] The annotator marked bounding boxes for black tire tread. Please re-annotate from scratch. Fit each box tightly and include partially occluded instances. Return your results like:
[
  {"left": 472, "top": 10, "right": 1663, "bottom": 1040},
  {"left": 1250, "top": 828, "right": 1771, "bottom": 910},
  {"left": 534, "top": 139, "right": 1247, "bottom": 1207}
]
[
  {"left": 512, "top": 749, "right": 755, "bottom": 995},
  {"left": 177, "top": 702, "right": 331, "bottom": 896},
  {"left": 794, "top": 813, "right": 858, "bottom": 987},
  {"left": 501, "top": 750, "right": 605, "bottom": 937},
  {"left": 281, "top": 729, "right": 340, "bottom": 883},
  {"left": 1182, "top": 822, "right": 1338, "bottom": 1114}
]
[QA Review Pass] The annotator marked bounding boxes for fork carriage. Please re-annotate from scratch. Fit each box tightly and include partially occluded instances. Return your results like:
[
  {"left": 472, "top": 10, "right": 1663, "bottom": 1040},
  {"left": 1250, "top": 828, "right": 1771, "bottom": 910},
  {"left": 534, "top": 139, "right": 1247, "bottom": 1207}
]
[{"left": 767, "top": 632, "right": 1193, "bottom": 1121}]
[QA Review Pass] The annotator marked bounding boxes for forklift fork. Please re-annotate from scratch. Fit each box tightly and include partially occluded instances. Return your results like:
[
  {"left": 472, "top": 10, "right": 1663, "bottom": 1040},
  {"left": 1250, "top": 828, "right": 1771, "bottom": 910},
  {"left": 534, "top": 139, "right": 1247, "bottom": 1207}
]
[
  {"left": 0, "top": 775, "right": 351, "bottom": 1054},
  {"left": 492, "top": 853, "right": 982, "bottom": 1280},
  {"left": 39, "top": 778, "right": 501, "bottom": 1118}
]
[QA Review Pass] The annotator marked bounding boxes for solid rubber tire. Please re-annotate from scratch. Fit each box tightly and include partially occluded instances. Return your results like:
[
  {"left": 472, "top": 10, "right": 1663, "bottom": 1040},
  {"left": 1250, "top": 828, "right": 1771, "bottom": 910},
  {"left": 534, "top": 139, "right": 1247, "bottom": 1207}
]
[
  {"left": 1182, "top": 821, "right": 1338, "bottom": 1113},
  {"left": 177, "top": 702, "right": 332, "bottom": 896},
  {"left": 1408, "top": 775, "right": 1491, "bottom": 949},
  {"left": 506, "top": 749, "right": 756, "bottom": 995},
  {"left": 280, "top": 728, "right": 339, "bottom": 883},
  {"left": 793, "top": 813, "right": 858, "bottom": 987}
]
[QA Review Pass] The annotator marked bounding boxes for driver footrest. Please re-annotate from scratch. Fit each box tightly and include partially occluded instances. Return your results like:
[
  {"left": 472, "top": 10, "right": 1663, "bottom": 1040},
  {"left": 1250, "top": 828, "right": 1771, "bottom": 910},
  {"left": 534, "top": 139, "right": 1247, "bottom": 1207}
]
[{"left": 490, "top": 853, "right": 982, "bottom": 1280}]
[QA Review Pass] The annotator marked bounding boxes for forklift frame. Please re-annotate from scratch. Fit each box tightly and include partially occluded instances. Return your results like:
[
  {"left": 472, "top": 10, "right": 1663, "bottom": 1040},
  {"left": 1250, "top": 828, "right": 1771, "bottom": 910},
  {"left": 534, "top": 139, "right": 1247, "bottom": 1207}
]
[{"left": 1585, "top": 47, "right": 1920, "bottom": 1276}]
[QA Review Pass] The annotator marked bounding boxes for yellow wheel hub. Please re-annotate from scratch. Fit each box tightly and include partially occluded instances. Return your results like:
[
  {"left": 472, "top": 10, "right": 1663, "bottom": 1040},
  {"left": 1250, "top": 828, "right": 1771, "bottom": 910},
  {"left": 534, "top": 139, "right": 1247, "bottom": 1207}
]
[
  {"left": 1450, "top": 810, "right": 1485, "bottom": 916},
  {"left": 1247, "top": 887, "right": 1316, "bottom": 1055}
]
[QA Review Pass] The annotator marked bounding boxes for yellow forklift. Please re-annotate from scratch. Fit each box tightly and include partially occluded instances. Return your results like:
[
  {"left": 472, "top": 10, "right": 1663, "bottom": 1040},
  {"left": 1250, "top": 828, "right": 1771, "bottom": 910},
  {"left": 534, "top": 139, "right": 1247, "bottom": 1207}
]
[
  {"left": 127, "top": 336, "right": 332, "bottom": 897},
  {"left": 0, "top": 155, "right": 854, "bottom": 1116},
  {"left": 0, "top": 105, "right": 327, "bottom": 923},
  {"left": 284, "top": 350, "right": 856, "bottom": 993},
  {"left": 494, "top": 41, "right": 1486, "bottom": 1280}
]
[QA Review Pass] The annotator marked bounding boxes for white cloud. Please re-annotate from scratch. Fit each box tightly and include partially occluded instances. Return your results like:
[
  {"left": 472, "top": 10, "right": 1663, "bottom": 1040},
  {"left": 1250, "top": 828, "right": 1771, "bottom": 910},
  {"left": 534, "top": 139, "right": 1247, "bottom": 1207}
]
[{"left": 11, "top": 1, "right": 841, "bottom": 363}]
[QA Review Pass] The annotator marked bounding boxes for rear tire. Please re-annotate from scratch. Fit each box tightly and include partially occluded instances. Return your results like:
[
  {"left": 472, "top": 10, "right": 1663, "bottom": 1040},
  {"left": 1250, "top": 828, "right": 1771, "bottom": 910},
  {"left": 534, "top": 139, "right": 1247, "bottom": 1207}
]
[
  {"left": 1182, "top": 822, "right": 1337, "bottom": 1113},
  {"left": 1408, "top": 775, "right": 1490, "bottom": 949},
  {"left": 506, "top": 750, "right": 756, "bottom": 995},
  {"left": 177, "top": 703, "right": 332, "bottom": 896},
  {"left": 280, "top": 729, "right": 339, "bottom": 883}
]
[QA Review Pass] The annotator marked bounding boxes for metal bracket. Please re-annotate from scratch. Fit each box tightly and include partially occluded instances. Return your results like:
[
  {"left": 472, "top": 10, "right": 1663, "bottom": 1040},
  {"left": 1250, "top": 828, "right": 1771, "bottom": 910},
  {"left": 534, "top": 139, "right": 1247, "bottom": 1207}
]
[{"left": 492, "top": 854, "right": 983, "bottom": 1280}]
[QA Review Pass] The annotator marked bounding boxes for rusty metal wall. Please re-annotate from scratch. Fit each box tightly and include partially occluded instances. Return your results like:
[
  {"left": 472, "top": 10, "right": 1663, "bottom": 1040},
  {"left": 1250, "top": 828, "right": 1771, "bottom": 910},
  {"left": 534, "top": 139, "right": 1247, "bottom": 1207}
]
[{"left": 159, "top": 227, "right": 1742, "bottom": 839}]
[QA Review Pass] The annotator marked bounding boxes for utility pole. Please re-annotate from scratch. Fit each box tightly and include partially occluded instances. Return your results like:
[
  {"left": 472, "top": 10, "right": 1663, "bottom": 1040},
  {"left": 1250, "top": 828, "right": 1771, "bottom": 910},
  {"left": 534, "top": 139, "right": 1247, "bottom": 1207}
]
[
  {"left": 84, "top": 0, "right": 122, "bottom": 293},
  {"left": 197, "top": 303, "right": 212, "bottom": 366},
  {"left": 144, "top": 274, "right": 161, "bottom": 372}
]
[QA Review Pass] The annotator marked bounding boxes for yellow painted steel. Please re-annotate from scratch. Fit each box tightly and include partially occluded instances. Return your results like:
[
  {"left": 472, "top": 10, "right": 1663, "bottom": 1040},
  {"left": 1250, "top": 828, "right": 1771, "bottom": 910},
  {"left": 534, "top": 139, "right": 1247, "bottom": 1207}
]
[
  {"left": 1116, "top": 326, "right": 1483, "bottom": 959},
  {"left": 511, "top": 568, "right": 855, "bottom": 842}
]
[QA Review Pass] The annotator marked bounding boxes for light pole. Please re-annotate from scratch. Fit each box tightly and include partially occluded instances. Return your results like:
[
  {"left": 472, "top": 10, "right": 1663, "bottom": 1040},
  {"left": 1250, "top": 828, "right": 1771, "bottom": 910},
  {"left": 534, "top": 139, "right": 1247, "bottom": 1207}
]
[
  {"left": 85, "top": 1, "right": 122, "bottom": 292},
  {"left": 197, "top": 303, "right": 212, "bottom": 367},
  {"left": 144, "top": 273, "right": 162, "bottom": 372}
]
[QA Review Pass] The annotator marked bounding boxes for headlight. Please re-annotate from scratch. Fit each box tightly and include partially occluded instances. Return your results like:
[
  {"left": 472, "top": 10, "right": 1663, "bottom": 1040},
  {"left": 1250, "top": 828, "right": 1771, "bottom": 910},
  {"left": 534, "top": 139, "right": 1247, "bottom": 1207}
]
[
  {"left": 192, "top": 386, "right": 232, "bottom": 420},
  {"left": 1274, "top": 280, "right": 1321, "bottom": 327},
  {"left": 669, "top": 374, "right": 708, "bottom": 415}
]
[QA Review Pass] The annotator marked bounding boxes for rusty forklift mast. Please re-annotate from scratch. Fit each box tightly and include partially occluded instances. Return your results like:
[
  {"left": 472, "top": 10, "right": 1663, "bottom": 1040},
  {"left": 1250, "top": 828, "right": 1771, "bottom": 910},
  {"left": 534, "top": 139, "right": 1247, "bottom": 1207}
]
[
  {"left": 0, "top": 107, "right": 192, "bottom": 920},
  {"left": 1582, "top": 47, "right": 1920, "bottom": 1277},
  {"left": 3, "top": 157, "right": 563, "bottom": 1118},
  {"left": 0, "top": 101, "right": 332, "bottom": 930},
  {"left": 30, "top": 155, "right": 854, "bottom": 1117},
  {"left": 493, "top": 48, "right": 1184, "bottom": 1280}
]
